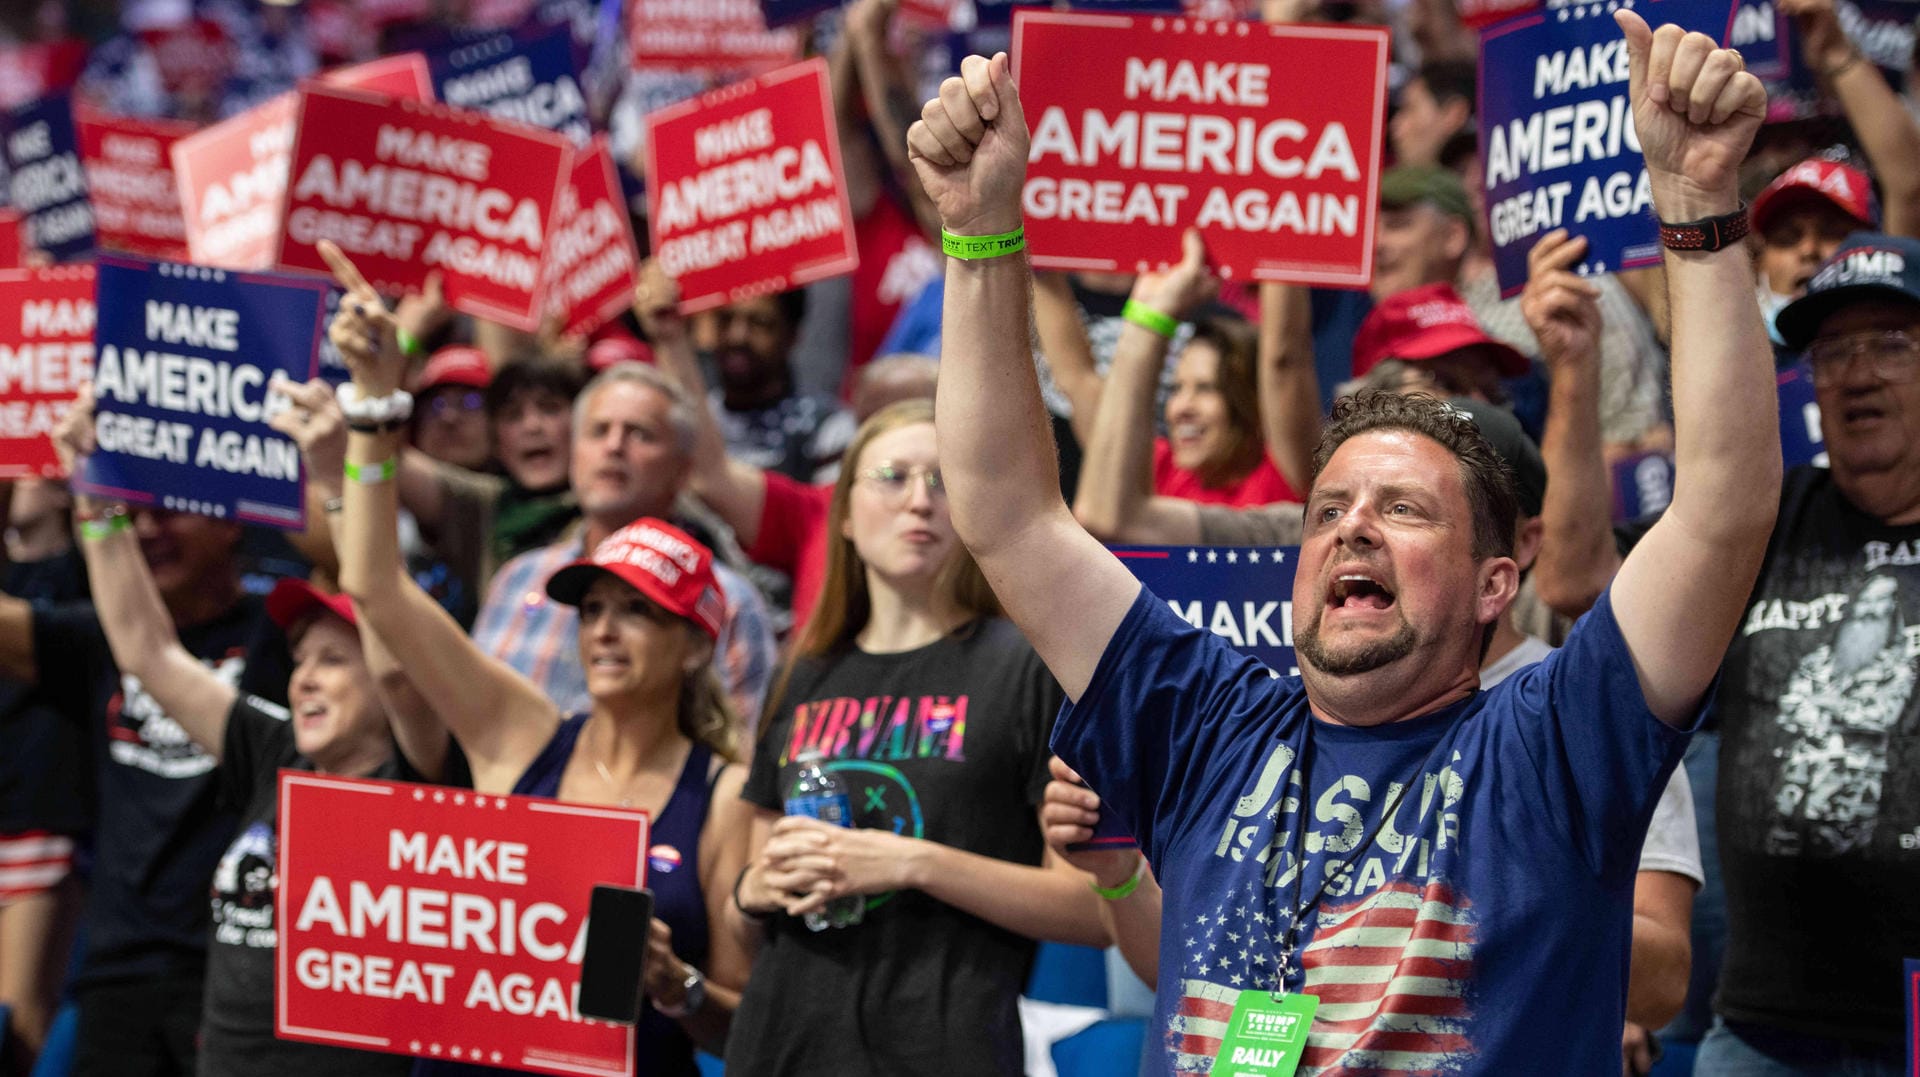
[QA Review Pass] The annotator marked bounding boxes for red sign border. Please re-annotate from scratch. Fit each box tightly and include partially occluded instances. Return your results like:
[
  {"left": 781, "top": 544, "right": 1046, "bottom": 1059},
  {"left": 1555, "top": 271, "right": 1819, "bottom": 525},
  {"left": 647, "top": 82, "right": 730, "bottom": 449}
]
[
  {"left": 642, "top": 57, "right": 860, "bottom": 314},
  {"left": 273, "top": 771, "right": 648, "bottom": 1076},
  {"left": 1009, "top": 10, "right": 1390, "bottom": 288},
  {"left": 559, "top": 137, "right": 643, "bottom": 336},
  {"left": 169, "top": 91, "right": 298, "bottom": 272}
]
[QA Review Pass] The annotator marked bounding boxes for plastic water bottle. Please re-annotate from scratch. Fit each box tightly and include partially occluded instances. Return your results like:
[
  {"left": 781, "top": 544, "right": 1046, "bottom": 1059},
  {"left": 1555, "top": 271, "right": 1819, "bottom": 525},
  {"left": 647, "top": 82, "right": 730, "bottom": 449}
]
[{"left": 784, "top": 750, "right": 865, "bottom": 932}]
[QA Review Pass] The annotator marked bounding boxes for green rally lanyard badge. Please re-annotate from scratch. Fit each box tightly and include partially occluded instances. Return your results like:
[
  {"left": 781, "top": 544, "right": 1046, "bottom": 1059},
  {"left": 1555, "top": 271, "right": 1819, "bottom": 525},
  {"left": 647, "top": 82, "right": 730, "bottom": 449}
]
[{"left": 1209, "top": 991, "right": 1319, "bottom": 1077}]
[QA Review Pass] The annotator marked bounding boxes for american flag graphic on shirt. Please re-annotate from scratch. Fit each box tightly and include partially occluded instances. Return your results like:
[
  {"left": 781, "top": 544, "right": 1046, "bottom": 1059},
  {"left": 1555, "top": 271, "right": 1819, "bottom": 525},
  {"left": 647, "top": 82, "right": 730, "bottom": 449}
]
[{"left": 1167, "top": 876, "right": 1478, "bottom": 1074}]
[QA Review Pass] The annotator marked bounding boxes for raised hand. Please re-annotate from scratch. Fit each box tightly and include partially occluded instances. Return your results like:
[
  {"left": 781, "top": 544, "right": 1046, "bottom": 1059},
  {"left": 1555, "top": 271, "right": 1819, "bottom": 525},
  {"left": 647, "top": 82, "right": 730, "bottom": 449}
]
[
  {"left": 1615, "top": 10, "right": 1767, "bottom": 218},
  {"left": 1521, "top": 230, "right": 1604, "bottom": 369},
  {"left": 266, "top": 376, "right": 348, "bottom": 492},
  {"left": 1131, "top": 228, "right": 1220, "bottom": 322},
  {"left": 906, "top": 52, "right": 1028, "bottom": 236},
  {"left": 393, "top": 270, "right": 450, "bottom": 351},
  {"left": 632, "top": 259, "right": 686, "bottom": 345},
  {"left": 1040, "top": 756, "right": 1144, "bottom": 889},
  {"left": 318, "top": 240, "right": 405, "bottom": 397},
  {"left": 50, "top": 382, "right": 97, "bottom": 482}
]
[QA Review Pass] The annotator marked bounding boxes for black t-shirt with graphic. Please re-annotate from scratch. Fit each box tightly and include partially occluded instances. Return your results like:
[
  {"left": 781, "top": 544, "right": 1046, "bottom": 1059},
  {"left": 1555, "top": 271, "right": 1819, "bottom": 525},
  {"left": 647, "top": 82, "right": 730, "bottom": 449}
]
[
  {"left": 730, "top": 618, "right": 1062, "bottom": 1077},
  {"left": 1713, "top": 466, "right": 1920, "bottom": 1044},
  {"left": 30, "top": 595, "right": 290, "bottom": 989},
  {"left": 198, "top": 694, "right": 415, "bottom": 1077}
]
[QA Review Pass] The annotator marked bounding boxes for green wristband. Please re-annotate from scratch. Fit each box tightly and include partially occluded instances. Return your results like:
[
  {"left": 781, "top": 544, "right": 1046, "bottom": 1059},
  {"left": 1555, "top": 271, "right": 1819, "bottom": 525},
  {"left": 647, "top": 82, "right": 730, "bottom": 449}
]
[
  {"left": 1122, "top": 299, "right": 1179, "bottom": 339},
  {"left": 941, "top": 227, "right": 1026, "bottom": 260},
  {"left": 395, "top": 327, "right": 425, "bottom": 357},
  {"left": 344, "top": 457, "right": 398, "bottom": 485},
  {"left": 79, "top": 511, "right": 133, "bottom": 542},
  {"left": 1090, "top": 854, "right": 1147, "bottom": 901}
]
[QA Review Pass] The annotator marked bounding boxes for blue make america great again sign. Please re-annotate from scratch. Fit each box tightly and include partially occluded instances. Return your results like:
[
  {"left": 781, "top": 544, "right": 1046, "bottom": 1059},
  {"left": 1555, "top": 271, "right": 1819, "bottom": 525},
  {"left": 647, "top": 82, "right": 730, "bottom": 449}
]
[
  {"left": 1112, "top": 545, "right": 1300, "bottom": 676},
  {"left": 77, "top": 255, "right": 328, "bottom": 529},
  {"left": 1478, "top": 0, "right": 1775, "bottom": 295}
]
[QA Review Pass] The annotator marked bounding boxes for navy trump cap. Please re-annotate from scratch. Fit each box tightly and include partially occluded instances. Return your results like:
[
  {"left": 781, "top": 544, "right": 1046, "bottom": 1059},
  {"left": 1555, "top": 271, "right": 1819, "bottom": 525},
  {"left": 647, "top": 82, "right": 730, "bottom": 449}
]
[{"left": 1775, "top": 232, "right": 1920, "bottom": 350}]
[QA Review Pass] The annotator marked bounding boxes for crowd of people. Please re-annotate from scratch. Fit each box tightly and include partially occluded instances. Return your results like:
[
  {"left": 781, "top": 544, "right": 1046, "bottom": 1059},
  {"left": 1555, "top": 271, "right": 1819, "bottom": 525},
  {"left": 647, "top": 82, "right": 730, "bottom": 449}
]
[{"left": 1, "top": 0, "right": 1918, "bottom": 1075}]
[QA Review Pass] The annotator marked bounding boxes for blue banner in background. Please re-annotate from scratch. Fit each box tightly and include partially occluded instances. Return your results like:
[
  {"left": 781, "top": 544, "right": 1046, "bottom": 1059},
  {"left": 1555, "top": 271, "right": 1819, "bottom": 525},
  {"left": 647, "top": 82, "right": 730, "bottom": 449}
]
[
  {"left": 1478, "top": 0, "right": 1748, "bottom": 295},
  {"left": 1075, "top": 545, "right": 1301, "bottom": 850},
  {"left": 79, "top": 256, "right": 329, "bottom": 529},
  {"left": 1113, "top": 545, "right": 1301, "bottom": 676},
  {"left": 761, "top": 0, "right": 839, "bottom": 26},
  {"left": 428, "top": 22, "right": 591, "bottom": 146},
  {"left": 1777, "top": 361, "right": 1826, "bottom": 469},
  {"left": 3, "top": 94, "right": 94, "bottom": 263}
]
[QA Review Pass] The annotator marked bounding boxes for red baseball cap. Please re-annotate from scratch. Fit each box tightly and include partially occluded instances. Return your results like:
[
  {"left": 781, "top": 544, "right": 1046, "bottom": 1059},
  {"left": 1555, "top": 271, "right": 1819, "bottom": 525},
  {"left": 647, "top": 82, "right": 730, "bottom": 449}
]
[
  {"left": 266, "top": 577, "right": 357, "bottom": 633},
  {"left": 1351, "top": 283, "right": 1530, "bottom": 379},
  {"left": 545, "top": 519, "right": 725, "bottom": 640},
  {"left": 417, "top": 346, "right": 493, "bottom": 393},
  {"left": 1750, "top": 158, "right": 1878, "bottom": 236},
  {"left": 588, "top": 336, "right": 654, "bottom": 373}
]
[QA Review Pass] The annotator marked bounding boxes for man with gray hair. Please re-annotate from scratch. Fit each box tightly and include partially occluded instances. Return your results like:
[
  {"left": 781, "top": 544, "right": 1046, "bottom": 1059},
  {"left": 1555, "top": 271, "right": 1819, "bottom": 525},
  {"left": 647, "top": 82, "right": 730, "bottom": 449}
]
[{"left": 472, "top": 362, "right": 776, "bottom": 722}]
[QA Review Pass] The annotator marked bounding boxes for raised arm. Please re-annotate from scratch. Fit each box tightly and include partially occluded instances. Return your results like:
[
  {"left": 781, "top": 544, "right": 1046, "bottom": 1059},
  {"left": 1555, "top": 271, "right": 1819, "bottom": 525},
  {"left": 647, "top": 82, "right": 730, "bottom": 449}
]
[
  {"left": 54, "top": 385, "right": 235, "bottom": 756},
  {"left": 1073, "top": 230, "right": 1218, "bottom": 541},
  {"left": 268, "top": 376, "right": 449, "bottom": 782},
  {"left": 844, "top": 0, "right": 943, "bottom": 238},
  {"left": 909, "top": 53, "right": 1140, "bottom": 700},
  {"left": 1782, "top": 0, "right": 1920, "bottom": 237},
  {"left": 321, "top": 243, "right": 559, "bottom": 792},
  {"left": 1032, "top": 270, "right": 1105, "bottom": 447},
  {"left": 636, "top": 260, "right": 770, "bottom": 546},
  {"left": 1257, "top": 283, "right": 1322, "bottom": 493},
  {"left": 1523, "top": 230, "right": 1624, "bottom": 617},
  {"left": 1606, "top": 14, "right": 1782, "bottom": 725}
]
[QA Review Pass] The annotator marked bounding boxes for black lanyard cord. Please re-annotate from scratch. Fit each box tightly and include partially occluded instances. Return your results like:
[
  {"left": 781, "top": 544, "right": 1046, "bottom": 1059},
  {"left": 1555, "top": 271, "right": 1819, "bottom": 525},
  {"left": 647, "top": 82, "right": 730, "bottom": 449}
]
[{"left": 1272, "top": 722, "right": 1457, "bottom": 990}]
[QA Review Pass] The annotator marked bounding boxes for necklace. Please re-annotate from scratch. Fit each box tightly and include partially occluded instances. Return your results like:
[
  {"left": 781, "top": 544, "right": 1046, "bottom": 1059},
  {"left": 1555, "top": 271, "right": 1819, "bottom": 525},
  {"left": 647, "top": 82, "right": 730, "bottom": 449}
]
[{"left": 587, "top": 719, "right": 641, "bottom": 808}]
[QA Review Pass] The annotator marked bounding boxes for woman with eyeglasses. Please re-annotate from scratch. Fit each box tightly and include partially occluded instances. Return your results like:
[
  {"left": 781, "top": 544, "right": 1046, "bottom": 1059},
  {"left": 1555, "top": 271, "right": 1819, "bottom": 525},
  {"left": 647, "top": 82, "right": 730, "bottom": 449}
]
[{"left": 724, "top": 399, "right": 1109, "bottom": 1076}]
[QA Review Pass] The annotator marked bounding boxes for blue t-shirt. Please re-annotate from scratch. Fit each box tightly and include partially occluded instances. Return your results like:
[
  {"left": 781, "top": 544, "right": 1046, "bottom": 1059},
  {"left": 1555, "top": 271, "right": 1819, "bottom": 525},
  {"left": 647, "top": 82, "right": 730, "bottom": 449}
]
[{"left": 1054, "top": 587, "right": 1698, "bottom": 1076}]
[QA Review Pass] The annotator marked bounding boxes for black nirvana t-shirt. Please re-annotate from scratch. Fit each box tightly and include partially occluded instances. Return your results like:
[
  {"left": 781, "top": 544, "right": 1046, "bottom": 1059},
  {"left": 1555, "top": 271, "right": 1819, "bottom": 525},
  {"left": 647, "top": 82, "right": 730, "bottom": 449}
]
[
  {"left": 730, "top": 618, "right": 1062, "bottom": 1077},
  {"left": 30, "top": 595, "right": 289, "bottom": 988},
  {"left": 1713, "top": 466, "right": 1920, "bottom": 1044},
  {"left": 198, "top": 695, "right": 414, "bottom": 1076}
]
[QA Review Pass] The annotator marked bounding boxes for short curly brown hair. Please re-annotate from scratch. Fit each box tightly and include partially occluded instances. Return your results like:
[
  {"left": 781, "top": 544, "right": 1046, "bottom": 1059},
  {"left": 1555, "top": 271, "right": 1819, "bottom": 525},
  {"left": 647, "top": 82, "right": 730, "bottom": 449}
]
[{"left": 1309, "top": 390, "right": 1519, "bottom": 560}]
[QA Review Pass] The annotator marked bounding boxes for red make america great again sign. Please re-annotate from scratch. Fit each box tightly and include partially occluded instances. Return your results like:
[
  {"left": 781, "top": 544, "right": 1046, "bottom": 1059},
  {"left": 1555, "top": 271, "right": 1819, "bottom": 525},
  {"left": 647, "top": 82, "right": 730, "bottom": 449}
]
[
  {"left": 1013, "top": 12, "right": 1388, "bottom": 287},
  {"left": 276, "top": 84, "right": 571, "bottom": 330},
  {"left": 277, "top": 772, "right": 648, "bottom": 1077},
  {"left": 644, "top": 58, "right": 857, "bottom": 312}
]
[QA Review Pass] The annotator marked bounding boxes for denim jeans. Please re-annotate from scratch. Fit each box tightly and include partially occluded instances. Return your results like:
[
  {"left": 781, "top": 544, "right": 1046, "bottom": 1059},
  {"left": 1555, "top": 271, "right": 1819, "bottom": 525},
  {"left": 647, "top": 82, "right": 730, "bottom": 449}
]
[{"left": 1694, "top": 1018, "right": 1906, "bottom": 1077}]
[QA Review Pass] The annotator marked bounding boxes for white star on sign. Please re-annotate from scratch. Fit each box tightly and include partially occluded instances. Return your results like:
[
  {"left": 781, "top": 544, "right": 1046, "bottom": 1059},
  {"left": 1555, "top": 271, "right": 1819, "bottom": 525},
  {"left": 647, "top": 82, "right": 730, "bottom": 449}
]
[
  {"left": 1188, "top": 550, "right": 1199, "bottom": 562},
  {"left": 1249, "top": 550, "right": 1261, "bottom": 563},
  {"left": 1226, "top": 551, "right": 1238, "bottom": 563},
  {"left": 1207, "top": 551, "right": 1218, "bottom": 563}
]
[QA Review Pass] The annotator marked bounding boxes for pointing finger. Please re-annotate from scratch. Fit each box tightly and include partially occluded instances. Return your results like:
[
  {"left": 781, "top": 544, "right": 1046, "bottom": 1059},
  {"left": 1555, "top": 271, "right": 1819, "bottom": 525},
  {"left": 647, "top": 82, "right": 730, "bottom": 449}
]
[{"left": 317, "top": 240, "right": 374, "bottom": 297}]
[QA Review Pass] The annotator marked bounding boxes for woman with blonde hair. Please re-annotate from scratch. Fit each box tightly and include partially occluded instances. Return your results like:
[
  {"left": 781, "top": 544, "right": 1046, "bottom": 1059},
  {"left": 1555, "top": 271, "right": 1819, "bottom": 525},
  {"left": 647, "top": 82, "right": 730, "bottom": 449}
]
[
  {"left": 320, "top": 244, "right": 753, "bottom": 1076},
  {"left": 727, "top": 398, "right": 1108, "bottom": 1075}
]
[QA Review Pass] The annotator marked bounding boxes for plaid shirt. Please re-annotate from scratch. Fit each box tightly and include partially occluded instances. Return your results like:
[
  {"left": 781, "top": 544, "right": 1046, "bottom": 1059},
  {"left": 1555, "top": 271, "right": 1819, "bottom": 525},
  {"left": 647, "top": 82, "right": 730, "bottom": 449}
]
[{"left": 473, "top": 527, "right": 776, "bottom": 727}]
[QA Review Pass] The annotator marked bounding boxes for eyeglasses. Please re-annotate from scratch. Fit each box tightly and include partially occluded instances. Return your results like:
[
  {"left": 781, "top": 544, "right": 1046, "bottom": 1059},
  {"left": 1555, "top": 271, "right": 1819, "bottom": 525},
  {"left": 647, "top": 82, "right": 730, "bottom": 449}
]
[
  {"left": 426, "top": 390, "right": 486, "bottom": 418},
  {"left": 858, "top": 463, "right": 944, "bottom": 505},
  {"left": 1805, "top": 330, "right": 1920, "bottom": 388}
]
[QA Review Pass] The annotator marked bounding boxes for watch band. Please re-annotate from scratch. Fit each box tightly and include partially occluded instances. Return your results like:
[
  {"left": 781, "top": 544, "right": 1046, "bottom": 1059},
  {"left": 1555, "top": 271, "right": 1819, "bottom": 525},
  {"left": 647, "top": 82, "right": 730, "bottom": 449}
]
[
  {"left": 653, "top": 966, "right": 705, "bottom": 1019},
  {"left": 1658, "top": 203, "right": 1750, "bottom": 253}
]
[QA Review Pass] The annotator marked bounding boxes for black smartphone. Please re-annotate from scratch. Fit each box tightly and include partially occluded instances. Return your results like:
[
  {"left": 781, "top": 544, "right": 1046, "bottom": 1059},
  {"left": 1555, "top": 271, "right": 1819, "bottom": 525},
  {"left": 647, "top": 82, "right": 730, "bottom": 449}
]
[{"left": 578, "top": 885, "right": 654, "bottom": 1024}]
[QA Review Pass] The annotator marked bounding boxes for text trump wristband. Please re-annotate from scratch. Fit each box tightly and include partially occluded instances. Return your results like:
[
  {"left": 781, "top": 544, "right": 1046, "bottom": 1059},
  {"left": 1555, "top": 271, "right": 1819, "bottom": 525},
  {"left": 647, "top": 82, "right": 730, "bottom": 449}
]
[
  {"left": 941, "top": 227, "right": 1026, "bottom": 260},
  {"left": 345, "top": 457, "right": 398, "bottom": 485}
]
